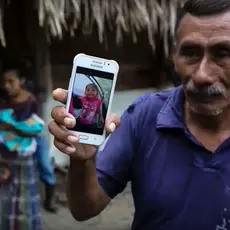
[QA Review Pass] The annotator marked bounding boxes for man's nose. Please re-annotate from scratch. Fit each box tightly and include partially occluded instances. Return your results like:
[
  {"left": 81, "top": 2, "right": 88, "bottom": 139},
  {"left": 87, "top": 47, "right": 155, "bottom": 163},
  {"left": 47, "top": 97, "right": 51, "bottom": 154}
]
[
  {"left": 192, "top": 57, "right": 216, "bottom": 86},
  {"left": 4, "top": 85, "right": 10, "bottom": 91}
]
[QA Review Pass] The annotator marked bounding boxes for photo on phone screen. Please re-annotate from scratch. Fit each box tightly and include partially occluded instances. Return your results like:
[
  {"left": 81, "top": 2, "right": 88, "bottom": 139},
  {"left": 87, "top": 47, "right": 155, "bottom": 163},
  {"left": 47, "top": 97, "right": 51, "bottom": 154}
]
[{"left": 68, "top": 66, "right": 114, "bottom": 135}]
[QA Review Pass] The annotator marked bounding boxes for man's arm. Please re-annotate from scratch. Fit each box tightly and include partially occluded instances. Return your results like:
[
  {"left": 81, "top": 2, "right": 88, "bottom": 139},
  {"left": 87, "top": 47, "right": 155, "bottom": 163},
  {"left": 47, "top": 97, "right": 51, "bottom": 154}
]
[
  {"left": 67, "top": 109, "right": 136, "bottom": 221},
  {"left": 67, "top": 156, "right": 111, "bottom": 221}
]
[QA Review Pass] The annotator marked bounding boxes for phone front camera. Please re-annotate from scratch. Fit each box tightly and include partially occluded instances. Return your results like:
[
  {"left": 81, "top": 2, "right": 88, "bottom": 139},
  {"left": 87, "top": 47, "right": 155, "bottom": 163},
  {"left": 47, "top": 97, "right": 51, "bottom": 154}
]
[{"left": 108, "top": 63, "right": 110, "bottom": 65}]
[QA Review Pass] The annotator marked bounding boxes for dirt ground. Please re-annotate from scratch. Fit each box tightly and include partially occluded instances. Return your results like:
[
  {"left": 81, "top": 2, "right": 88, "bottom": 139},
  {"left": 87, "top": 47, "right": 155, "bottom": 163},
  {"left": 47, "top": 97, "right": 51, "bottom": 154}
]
[{"left": 42, "top": 185, "right": 134, "bottom": 230}]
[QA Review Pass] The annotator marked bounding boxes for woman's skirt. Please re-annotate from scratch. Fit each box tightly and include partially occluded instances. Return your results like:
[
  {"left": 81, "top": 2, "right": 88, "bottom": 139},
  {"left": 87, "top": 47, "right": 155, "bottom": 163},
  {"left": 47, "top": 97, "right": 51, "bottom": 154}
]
[{"left": 0, "top": 152, "right": 43, "bottom": 230}]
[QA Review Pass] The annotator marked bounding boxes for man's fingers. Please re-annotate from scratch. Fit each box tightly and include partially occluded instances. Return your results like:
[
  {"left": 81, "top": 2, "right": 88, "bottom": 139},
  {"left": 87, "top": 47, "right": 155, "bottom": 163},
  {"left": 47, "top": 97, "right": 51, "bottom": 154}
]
[
  {"left": 108, "top": 122, "right": 116, "bottom": 132},
  {"left": 48, "top": 120, "right": 72, "bottom": 142},
  {"left": 106, "top": 113, "right": 120, "bottom": 126},
  {"left": 53, "top": 138, "right": 76, "bottom": 155},
  {"left": 105, "top": 114, "right": 120, "bottom": 133},
  {"left": 51, "top": 106, "right": 76, "bottom": 128},
  {"left": 53, "top": 88, "right": 68, "bottom": 104}
]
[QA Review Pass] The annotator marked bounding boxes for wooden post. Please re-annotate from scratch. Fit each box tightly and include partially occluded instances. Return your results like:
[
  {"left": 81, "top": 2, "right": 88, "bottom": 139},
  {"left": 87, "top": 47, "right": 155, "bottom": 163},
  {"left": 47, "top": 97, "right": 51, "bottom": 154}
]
[
  {"left": 35, "top": 25, "right": 52, "bottom": 99},
  {"left": 23, "top": 0, "right": 52, "bottom": 99}
]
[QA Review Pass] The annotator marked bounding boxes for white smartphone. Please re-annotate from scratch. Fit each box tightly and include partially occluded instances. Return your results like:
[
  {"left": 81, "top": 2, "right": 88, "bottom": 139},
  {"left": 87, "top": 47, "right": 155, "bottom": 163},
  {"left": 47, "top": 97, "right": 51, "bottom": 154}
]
[{"left": 66, "top": 53, "right": 119, "bottom": 146}]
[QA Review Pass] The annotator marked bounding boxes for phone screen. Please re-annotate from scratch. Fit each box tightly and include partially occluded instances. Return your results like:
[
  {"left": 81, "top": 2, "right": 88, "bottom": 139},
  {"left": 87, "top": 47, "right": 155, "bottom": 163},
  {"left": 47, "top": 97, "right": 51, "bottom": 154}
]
[{"left": 68, "top": 66, "right": 114, "bottom": 135}]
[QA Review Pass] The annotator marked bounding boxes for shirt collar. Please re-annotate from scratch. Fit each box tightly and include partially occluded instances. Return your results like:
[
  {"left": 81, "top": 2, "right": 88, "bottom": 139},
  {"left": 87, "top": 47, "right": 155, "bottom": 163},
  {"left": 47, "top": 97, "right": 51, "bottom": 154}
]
[{"left": 156, "top": 86, "right": 186, "bottom": 129}]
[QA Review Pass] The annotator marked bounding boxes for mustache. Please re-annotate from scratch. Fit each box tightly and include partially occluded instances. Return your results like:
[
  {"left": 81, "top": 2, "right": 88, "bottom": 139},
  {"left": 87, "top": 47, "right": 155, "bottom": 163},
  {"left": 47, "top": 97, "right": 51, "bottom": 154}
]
[{"left": 184, "top": 80, "right": 227, "bottom": 98}]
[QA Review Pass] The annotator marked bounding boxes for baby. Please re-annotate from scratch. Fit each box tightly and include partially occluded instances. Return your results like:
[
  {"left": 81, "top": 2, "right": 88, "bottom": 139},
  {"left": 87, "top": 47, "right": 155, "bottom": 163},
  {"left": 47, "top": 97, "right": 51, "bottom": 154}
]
[{"left": 0, "top": 109, "right": 44, "bottom": 156}]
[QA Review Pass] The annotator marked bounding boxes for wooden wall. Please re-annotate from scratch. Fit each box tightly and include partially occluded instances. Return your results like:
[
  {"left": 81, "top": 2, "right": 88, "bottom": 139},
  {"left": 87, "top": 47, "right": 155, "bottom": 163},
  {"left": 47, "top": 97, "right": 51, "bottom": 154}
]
[
  {"left": 50, "top": 28, "right": 166, "bottom": 91},
  {"left": 1, "top": 0, "right": 167, "bottom": 93}
]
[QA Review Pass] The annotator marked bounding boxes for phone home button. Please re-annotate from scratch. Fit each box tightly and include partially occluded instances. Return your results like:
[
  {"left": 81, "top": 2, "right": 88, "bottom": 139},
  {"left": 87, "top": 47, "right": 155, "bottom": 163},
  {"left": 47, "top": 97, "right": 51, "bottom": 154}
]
[{"left": 79, "top": 135, "right": 89, "bottom": 140}]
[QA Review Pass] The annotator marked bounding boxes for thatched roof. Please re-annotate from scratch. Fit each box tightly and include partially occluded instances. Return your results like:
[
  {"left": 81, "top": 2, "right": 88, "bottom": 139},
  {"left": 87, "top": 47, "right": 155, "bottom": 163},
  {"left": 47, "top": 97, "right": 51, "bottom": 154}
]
[{"left": 0, "top": 0, "right": 185, "bottom": 57}]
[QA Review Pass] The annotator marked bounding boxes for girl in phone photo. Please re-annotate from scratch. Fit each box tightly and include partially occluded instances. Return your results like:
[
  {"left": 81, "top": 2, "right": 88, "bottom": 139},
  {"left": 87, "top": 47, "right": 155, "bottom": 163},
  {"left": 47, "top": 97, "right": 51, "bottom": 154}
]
[{"left": 70, "top": 83, "right": 104, "bottom": 133}]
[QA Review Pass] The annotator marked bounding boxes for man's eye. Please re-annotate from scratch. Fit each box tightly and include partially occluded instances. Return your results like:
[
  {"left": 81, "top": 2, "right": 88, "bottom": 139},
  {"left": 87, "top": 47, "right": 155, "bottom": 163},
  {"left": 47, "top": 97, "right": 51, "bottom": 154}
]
[
  {"left": 213, "top": 50, "right": 230, "bottom": 58},
  {"left": 180, "top": 48, "right": 200, "bottom": 58}
]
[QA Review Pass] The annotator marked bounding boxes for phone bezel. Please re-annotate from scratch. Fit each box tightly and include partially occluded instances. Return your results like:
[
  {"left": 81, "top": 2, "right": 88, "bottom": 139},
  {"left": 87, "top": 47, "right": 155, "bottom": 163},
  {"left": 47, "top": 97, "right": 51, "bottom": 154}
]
[{"left": 66, "top": 53, "right": 119, "bottom": 146}]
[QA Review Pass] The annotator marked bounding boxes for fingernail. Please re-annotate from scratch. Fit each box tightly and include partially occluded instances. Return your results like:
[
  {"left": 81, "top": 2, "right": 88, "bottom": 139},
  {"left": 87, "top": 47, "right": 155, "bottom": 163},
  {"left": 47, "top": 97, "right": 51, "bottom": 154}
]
[
  {"left": 67, "top": 113, "right": 75, "bottom": 119},
  {"left": 66, "top": 146, "right": 76, "bottom": 153},
  {"left": 109, "top": 122, "right": 116, "bottom": 132},
  {"left": 64, "top": 117, "right": 74, "bottom": 126},
  {"left": 67, "top": 135, "right": 78, "bottom": 143}
]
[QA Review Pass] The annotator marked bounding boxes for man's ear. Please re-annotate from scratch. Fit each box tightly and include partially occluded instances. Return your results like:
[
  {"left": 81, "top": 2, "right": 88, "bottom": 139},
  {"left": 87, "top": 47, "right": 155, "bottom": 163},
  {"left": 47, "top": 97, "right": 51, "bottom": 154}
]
[
  {"left": 172, "top": 41, "right": 179, "bottom": 70},
  {"left": 172, "top": 40, "right": 177, "bottom": 58},
  {"left": 20, "top": 78, "right": 25, "bottom": 86}
]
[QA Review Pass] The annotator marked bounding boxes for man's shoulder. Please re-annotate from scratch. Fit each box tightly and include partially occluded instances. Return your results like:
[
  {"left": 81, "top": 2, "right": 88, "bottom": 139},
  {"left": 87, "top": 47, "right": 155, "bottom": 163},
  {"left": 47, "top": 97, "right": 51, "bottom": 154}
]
[{"left": 126, "top": 87, "right": 176, "bottom": 116}]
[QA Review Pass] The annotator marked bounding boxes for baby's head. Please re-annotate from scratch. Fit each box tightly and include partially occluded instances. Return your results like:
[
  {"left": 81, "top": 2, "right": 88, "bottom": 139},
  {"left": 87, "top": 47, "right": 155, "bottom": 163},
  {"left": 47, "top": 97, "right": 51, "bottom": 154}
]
[{"left": 85, "top": 83, "right": 99, "bottom": 99}]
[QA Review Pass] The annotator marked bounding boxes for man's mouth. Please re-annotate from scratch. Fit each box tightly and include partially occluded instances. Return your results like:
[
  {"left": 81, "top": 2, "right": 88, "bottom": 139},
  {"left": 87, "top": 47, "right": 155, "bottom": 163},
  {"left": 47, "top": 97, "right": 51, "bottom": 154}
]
[{"left": 186, "top": 91, "right": 222, "bottom": 103}]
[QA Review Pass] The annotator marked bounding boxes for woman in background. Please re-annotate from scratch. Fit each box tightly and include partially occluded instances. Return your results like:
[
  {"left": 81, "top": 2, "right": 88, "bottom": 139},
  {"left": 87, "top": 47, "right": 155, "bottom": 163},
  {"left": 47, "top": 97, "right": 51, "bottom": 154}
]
[
  {"left": 0, "top": 67, "right": 43, "bottom": 230},
  {"left": 21, "top": 58, "right": 58, "bottom": 213}
]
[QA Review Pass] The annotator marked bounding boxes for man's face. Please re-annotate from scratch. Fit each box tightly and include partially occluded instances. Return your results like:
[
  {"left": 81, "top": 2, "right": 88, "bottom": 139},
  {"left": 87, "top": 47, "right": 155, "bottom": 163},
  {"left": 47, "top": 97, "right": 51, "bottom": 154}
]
[
  {"left": 2, "top": 71, "right": 22, "bottom": 97},
  {"left": 174, "top": 12, "right": 230, "bottom": 115}
]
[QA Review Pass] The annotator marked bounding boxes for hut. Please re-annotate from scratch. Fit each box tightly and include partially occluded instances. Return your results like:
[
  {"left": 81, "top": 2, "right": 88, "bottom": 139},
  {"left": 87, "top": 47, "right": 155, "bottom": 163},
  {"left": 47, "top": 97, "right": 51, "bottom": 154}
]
[
  {"left": 0, "top": 0, "right": 184, "bottom": 94},
  {"left": 0, "top": 0, "right": 185, "bottom": 168}
]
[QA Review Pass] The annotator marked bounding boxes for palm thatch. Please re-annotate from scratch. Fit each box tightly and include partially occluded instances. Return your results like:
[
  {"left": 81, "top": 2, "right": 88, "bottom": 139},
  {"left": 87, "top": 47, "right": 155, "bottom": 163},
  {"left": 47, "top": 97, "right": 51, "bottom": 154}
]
[{"left": 0, "top": 0, "right": 185, "bottom": 56}]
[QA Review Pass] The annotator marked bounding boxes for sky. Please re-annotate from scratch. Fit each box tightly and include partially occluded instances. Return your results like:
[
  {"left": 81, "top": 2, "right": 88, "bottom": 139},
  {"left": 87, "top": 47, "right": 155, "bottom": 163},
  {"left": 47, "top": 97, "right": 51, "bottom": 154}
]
[{"left": 73, "top": 73, "right": 92, "bottom": 96}]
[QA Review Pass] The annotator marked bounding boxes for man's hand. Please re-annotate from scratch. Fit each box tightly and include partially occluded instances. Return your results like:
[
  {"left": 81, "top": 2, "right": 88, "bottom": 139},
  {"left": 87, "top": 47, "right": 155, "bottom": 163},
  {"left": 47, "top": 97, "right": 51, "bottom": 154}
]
[{"left": 48, "top": 88, "right": 120, "bottom": 161}]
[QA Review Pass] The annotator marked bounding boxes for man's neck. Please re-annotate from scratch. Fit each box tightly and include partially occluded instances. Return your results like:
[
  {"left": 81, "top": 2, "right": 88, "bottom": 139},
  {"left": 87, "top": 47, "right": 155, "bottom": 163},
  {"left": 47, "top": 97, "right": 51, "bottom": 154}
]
[{"left": 185, "top": 102, "right": 230, "bottom": 132}]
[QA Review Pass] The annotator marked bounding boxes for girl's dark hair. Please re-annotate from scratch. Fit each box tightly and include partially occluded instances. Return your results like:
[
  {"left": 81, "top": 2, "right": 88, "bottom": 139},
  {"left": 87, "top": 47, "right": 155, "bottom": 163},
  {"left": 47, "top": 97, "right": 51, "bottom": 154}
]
[
  {"left": 176, "top": 0, "right": 230, "bottom": 31},
  {"left": 86, "top": 83, "right": 99, "bottom": 91}
]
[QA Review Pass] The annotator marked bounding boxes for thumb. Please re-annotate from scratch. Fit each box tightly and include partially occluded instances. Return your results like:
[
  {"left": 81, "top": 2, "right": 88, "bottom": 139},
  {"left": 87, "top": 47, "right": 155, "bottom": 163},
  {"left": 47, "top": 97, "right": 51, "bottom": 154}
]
[
  {"left": 105, "top": 114, "right": 120, "bottom": 134},
  {"left": 108, "top": 122, "right": 116, "bottom": 132}
]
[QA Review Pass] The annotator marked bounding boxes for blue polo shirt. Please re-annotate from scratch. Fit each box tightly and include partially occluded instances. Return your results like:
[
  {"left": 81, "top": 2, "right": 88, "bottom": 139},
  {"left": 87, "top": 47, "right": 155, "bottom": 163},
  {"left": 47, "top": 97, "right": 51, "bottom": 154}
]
[{"left": 96, "top": 86, "right": 230, "bottom": 230}]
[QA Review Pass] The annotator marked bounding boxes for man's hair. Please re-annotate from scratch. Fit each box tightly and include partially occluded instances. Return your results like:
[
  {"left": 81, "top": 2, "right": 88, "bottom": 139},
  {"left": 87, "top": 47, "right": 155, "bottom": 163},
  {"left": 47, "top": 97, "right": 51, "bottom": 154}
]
[{"left": 176, "top": 0, "right": 230, "bottom": 31}]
